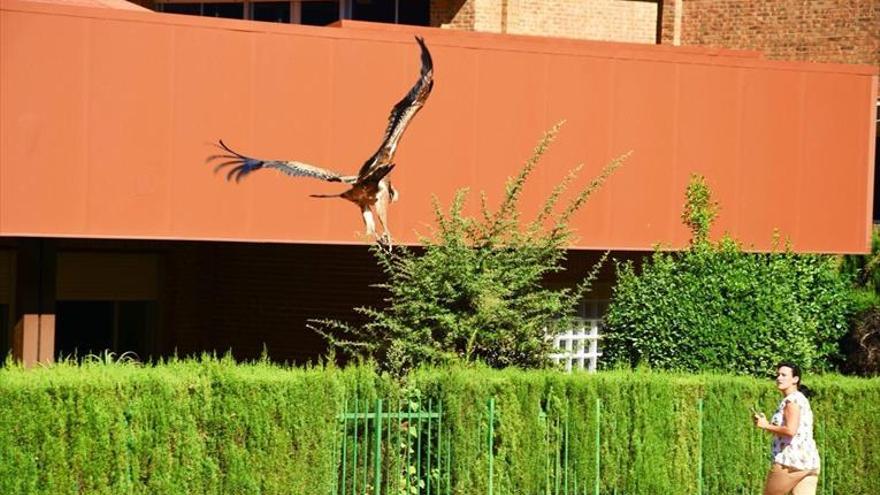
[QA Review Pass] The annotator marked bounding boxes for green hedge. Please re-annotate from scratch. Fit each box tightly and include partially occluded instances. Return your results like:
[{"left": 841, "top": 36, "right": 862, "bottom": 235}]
[
  {"left": 1, "top": 360, "right": 878, "bottom": 494},
  {"left": 603, "top": 241, "right": 853, "bottom": 374}
]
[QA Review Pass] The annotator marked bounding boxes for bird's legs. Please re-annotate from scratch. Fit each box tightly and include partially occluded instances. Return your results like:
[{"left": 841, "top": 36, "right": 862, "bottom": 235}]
[
  {"left": 374, "top": 180, "right": 394, "bottom": 247},
  {"left": 345, "top": 179, "right": 395, "bottom": 246},
  {"left": 360, "top": 206, "right": 377, "bottom": 238}
]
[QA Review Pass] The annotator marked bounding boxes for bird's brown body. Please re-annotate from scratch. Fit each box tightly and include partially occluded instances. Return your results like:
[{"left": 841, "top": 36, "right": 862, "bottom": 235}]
[
  {"left": 208, "top": 37, "right": 433, "bottom": 245},
  {"left": 339, "top": 176, "right": 398, "bottom": 240}
]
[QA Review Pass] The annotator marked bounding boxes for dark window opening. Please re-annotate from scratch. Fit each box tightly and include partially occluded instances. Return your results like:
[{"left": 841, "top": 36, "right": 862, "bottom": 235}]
[
  {"left": 301, "top": 1, "right": 340, "bottom": 26},
  {"left": 203, "top": 2, "right": 245, "bottom": 19},
  {"left": 56, "top": 301, "right": 156, "bottom": 361},
  {"left": 160, "top": 3, "right": 202, "bottom": 15},
  {"left": 0, "top": 305, "right": 8, "bottom": 361},
  {"left": 351, "top": 0, "right": 428, "bottom": 25},
  {"left": 352, "top": 0, "right": 394, "bottom": 23},
  {"left": 397, "top": 0, "right": 429, "bottom": 26},
  {"left": 253, "top": 1, "right": 291, "bottom": 23},
  {"left": 159, "top": 3, "right": 247, "bottom": 19},
  {"left": 157, "top": 0, "right": 428, "bottom": 26}
]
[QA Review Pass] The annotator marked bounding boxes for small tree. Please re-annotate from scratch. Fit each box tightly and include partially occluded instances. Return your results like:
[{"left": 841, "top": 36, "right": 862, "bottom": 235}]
[
  {"left": 312, "top": 123, "right": 629, "bottom": 374},
  {"left": 603, "top": 175, "right": 853, "bottom": 375}
]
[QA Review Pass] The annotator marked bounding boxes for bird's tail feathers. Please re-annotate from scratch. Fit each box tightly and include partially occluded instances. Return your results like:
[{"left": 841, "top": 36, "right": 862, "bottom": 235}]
[{"left": 207, "top": 139, "right": 266, "bottom": 183}]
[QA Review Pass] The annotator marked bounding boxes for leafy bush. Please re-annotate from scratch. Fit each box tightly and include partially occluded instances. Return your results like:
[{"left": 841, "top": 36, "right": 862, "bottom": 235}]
[
  {"left": 839, "top": 226, "right": 880, "bottom": 298},
  {"left": 313, "top": 123, "right": 628, "bottom": 374},
  {"left": 840, "top": 306, "right": 880, "bottom": 376},
  {"left": 839, "top": 227, "right": 880, "bottom": 375},
  {"left": 603, "top": 175, "right": 853, "bottom": 374}
]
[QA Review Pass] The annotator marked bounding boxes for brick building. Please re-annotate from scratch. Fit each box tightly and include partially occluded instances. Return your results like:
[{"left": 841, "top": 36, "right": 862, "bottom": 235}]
[
  {"left": 1, "top": 0, "right": 876, "bottom": 366},
  {"left": 658, "top": 1, "right": 878, "bottom": 69},
  {"left": 134, "top": 0, "right": 879, "bottom": 69}
]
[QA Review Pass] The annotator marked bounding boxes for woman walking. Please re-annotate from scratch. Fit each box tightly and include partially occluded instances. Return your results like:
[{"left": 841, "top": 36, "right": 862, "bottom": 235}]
[{"left": 753, "top": 362, "right": 821, "bottom": 495}]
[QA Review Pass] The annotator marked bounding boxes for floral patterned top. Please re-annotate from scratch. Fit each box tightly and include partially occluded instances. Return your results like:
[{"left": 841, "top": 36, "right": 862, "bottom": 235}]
[{"left": 770, "top": 390, "right": 820, "bottom": 471}]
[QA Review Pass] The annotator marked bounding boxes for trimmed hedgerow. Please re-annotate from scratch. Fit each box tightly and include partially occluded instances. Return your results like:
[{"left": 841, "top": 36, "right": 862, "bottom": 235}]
[
  {"left": 0, "top": 357, "right": 393, "bottom": 495},
  {"left": 1, "top": 360, "right": 878, "bottom": 494},
  {"left": 409, "top": 367, "right": 879, "bottom": 495}
]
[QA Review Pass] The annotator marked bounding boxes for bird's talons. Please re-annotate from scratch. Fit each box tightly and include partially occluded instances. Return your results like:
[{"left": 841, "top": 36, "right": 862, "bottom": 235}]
[{"left": 377, "top": 233, "right": 394, "bottom": 251}]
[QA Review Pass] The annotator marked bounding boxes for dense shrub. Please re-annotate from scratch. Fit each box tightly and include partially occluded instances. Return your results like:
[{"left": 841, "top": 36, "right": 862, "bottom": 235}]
[
  {"left": 313, "top": 123, "right": 628, "bottom": 374},
  {"left": 839, "top": 226, "right": 880, "bottom": 295},
  {"left": 603, "top": 176, "right": 853, "bottom": 374},
  {"left": 2, "top": 360, "right": 878, "bottom": 495},
  {"left": 840, "top": 306, "right": 880, "bottom": 376},
  {"left": 840, "top": 227, "right": 880, "bottom": 376}
]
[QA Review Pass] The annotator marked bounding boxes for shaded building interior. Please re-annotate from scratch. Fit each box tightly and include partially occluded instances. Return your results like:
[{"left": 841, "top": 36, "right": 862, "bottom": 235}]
[{"left": 0, "top": 238, "right": 624, "bottom": 363}]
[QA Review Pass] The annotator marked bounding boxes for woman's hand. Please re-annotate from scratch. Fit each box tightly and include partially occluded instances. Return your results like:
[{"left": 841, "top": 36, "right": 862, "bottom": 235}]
[{"left": 753, "top": 413, "right": 769, "bottom": 430}]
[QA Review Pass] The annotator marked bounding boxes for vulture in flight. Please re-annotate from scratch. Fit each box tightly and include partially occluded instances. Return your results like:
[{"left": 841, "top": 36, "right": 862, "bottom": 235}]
[{"left": 209, "top": 36, "right": 434, "bottom": 244}]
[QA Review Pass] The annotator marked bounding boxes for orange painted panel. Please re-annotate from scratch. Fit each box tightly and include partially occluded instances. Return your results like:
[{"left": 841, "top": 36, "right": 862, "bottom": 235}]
[
  {"left": 1, "top": 0, "right": 877, "bottom": 253},
  {"left": 86, "top": 20, "right": 175, "bottom": 235},
  {"left": 676, "top": 64, "right": 744, "bottom": 245},
  {"left": 1, "top": 9, "right": 91, "bottom": 236},
  {"left": 799, "top": 71, "right": 876, "bottom": 253}
]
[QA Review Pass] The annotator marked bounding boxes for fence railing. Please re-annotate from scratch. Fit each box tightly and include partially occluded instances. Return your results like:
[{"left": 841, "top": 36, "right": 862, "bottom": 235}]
[
  {"left": 549, "top": 317, "right": 602, "bottom": 372},
  {"left": 334, "top": 397, "right": 856, "bottom": 495},
  {"left": 339, "top": 396, "right": 820, "bottom": 495},
  {"left": 337, "top": 397, "right": 604, "bottom": 495},
  {"left": 336, "top": 399, "right": 450, "bottom": 495}
]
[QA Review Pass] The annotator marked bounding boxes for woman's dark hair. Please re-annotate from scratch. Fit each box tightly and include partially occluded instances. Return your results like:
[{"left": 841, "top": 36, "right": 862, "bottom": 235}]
[{"left": 776, "top": 361, "right": 813, "bottom": 398}]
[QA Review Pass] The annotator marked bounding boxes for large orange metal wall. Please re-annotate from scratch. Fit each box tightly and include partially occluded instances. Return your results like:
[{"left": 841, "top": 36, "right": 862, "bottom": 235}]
[{"left": 1, "top": 0, "right": 877, "bottom": 253}]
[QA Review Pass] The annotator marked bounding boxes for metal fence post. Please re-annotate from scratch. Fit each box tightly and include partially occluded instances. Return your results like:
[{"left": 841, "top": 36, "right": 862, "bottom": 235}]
[
  {"left": 374, "top": 399, "right": 383, "bottom": 495},
  {"left": 362, "top": 401, "right": 369, "bottom": 494},
  {"left": 340, "top": 399, "right": 347, "bottom": 495},
  {"left": 594, "top": 398, "right": 601, "bottom": 495},
  {"left": 697, "top": 398, "right": 703, "bottom": 495},
  {"left": 564, "top": 401, "right": 570, "bottom": 495},
  {"left": 352, "top": 399, "right": 359, "bottom": 495},
  {"left": 418, "top": 400, "right": 423, "bottom": 488},
  {"left": 488, "top": 398, "right": 495, "bottom": 495}
]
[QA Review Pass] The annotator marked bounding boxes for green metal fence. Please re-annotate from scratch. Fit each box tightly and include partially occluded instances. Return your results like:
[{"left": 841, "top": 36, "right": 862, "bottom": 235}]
[
  {"left": 337, "top": 398, "right": 451, "bottom": 495},
  {"left": 535, "top": 398, "right": 602, "bottom": 495},
  {"left": 337, "top": 397, "right": 839, "bottom": 495},
  {"left": 336, "top": 397, "right": 603, "bottom": 495}
]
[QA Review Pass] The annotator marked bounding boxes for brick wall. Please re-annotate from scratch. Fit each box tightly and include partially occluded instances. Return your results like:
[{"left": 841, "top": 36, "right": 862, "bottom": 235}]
[
  {"left": 431, "top": 0, "right": 475, "bottom": 29},
  {"left": 434, "top": 0, "right": 659, "bottom": 44},
  {"left": 163, "top": 242, "right": 387, "bottom": 363},
  {"left": 433, "top": 0, "right": 878, "bottom": 69},
  {"left": 660, "top": 0, "right": 880, "bottom": 68},
  {"left": 505, "top": 0, "right": 658, "bottom": 43}
]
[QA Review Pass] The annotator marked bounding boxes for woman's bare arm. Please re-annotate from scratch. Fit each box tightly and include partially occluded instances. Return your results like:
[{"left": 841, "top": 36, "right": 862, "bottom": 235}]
[{"left": 754, "top": 401, "right": 800, "bottom": 439}]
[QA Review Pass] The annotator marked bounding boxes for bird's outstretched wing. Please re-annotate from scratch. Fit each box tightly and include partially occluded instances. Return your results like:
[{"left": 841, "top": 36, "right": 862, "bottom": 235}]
[
  {"left": 357, "top": 36, "right": 434, "bottom": 181},
  {"left": 208, "top": 140, "right": 351, "bottom": 183}
]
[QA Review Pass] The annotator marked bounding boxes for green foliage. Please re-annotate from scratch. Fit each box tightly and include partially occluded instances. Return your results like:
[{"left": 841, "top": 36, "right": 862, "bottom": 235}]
[
  {"left": 680, "top": 174, "right": 718, "bottom": 246},
  {"left": 313, "top": 123, "right": 629, "bottom": 374},
  {"left": 3, "top": 361, "right": 878, "bottom": 495},
  {"left": 838, "top": 227, "right": 880, "bottom": 376},
  {"left": 603, "top": 176, "right": 853, "bottom": 375},
  {"left": 0, "top": 356, "right": 378, "bottom": 495},
  {"left": 839, "top": 226, "right": 880, "bottom": 300}
]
